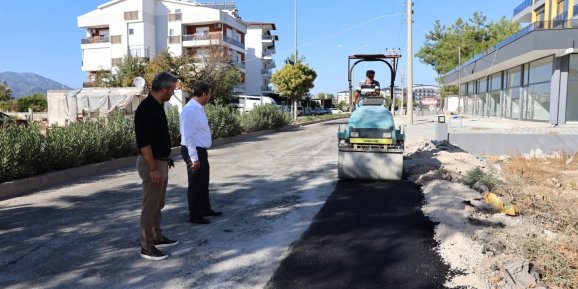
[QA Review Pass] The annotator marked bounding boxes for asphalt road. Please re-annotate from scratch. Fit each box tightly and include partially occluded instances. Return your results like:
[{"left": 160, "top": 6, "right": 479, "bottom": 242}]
[
  {"left": 0, "top": 116, "right": 446, "bottom": 289},
  {"left": 265, "top": 180, "right": 449, "bottom": 289}
]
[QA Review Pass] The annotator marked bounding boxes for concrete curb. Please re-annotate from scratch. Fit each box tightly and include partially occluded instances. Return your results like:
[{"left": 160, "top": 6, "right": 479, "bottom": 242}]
[{"left": 0, "top": 116, "right": 348, "bottom": 201}]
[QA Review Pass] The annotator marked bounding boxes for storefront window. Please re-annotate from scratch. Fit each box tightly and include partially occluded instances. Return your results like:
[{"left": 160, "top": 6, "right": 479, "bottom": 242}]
[
  {"left": 489, "top": 73, "right": 502, "bottom": 117},
  {"left": 523, "top": 56, "right": 552, "bottom": 121},
  {"left": 567, "top": 54, "right": 578, "bottom": 121},
  {"left": 506, "top": 67, "right": 522, "bottom": 119}
]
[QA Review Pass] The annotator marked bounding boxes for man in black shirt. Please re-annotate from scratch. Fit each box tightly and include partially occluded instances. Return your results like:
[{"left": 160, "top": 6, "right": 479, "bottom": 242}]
[{"left": 134, "top": 71, "right": 179, "bottom": 260}]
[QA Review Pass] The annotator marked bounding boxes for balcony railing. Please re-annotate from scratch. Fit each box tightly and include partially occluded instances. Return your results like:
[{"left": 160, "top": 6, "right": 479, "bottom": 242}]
[
  {"left": 449, "top": 15, "right": 578, "bottom": 75},
  {"left": 81, "top": 35, "right": 110, "bottom": 44},
  {"left": 233, "top": 62, "right": 245, "bottom": 69},
  {"left": 182, "top": 33, "right": 245, "bottom": 49},
  {"left": 223, "top": 35, "right": 245, "bottom": 49},
  {"left": 261, "top": 69, "right": 271, "bottom": 75},
  {"left": 262, "top": 35, "right": 274, "bottom": 41},
  {"left": 130, "top": 48, "right": 150, "bottom": 58},
  {"left": 513, "top": 0, "right": 532, "bottom": 17},
  {"left": 261, "top": 85, "right": 273, "bottom": 92}
]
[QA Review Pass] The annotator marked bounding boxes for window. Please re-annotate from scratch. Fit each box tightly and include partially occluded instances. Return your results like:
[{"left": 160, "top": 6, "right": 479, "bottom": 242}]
[
  {"left": 129, "top": 29, "right": 134, "bottom": 35},
  {"left": 124, "top": 11, "right": 138, "bottom": 21},
  {"left": 523, "top": 57, "right": 552, "bottom": 121},
  {"left": 567, "top": 54, "right": 578, "bottom": 121},
  {"left": 196, "top": 27, "right": 209, "bottom": 36}
]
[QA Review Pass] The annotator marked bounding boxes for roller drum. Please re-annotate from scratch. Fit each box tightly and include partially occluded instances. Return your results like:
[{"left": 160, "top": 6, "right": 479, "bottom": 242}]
[{"left": 338, "top": 150, "right": 403, "bottom": 181}]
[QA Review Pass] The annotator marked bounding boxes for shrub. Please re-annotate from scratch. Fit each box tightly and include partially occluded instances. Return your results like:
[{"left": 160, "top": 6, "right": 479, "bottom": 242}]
[
  {"left": 0, "top": 123, "right": 48, "bottom": 182},
  {"left": 166, "top": 106, "right": 181, "bottom": 147},
  {"left": 0, "top": 111, "right": 137, "bottom": 183},
  {"left": 205, "top": 104, "right": 242, "bottom": 139},
  {"left": 240, "top": 104, "right": 291, "bottom": 133},
  {"left": 463, "top": 167, "right": 500, "bottom": 191}
]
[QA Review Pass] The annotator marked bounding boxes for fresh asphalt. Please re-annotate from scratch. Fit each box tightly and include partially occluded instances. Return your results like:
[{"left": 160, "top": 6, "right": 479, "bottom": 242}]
[{"left": 265, "top": 180, "right": 450, "bottom": 289}]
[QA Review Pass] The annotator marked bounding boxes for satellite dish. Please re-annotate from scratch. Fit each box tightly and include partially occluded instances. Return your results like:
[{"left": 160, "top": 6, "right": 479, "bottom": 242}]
[{"left": 133, "top": 77, "right": 145, "bottom": 88}]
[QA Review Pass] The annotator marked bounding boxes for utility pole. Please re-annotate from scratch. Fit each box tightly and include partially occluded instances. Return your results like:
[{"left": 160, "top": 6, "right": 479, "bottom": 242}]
[
  {"left": 406, "top": 0, "right": 414, "bottom": 124},
  {"left": 457, "top": 46, "right": 461, "bottom": 114},
  {"left": 400, "top": 67, "right": 404, "bottom": 115},
  {"left": 293, "top": 0, "right": 298, "bottom": 120}
]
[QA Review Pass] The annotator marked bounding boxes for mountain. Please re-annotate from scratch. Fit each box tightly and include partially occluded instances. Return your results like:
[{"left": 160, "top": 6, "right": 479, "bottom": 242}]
[{"left": 0, "top": 72, "right": 72, "bottom": 99}]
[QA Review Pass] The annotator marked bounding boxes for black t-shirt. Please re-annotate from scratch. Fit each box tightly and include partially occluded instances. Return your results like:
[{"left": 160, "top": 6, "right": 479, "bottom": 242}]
[{"left": 134, "top": 94, "right": 171, "bottom": 158}]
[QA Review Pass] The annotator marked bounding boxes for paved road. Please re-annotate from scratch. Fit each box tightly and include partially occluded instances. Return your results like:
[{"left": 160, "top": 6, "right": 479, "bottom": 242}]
[
  {"left": 265, "top": 180, "right": 449, "bottom": 289},
  {"left": 0, "top": 117, "right": 444, "bottom": 289}
]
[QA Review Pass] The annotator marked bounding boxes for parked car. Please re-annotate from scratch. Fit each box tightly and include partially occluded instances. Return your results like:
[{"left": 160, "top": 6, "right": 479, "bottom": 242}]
[
  {"left": 311, "top": 108, "right": 331, "bottom": 115},
  {"left": 0, "top": 112, "right": 28, "bottom": 127}
]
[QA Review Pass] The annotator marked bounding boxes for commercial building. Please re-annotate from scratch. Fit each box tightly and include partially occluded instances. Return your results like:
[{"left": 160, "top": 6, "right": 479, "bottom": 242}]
[
  {"left": 78, "top": 0, "right": 277, "bottom": 95},
  {"left": 443, "top": 0, "right": 578, "bottom": 124}
]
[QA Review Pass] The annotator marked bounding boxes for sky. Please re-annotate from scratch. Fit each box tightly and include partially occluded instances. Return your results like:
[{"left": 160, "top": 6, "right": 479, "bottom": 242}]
[{"left": 0, "top": 0, "right": 521, "bottom": 95}]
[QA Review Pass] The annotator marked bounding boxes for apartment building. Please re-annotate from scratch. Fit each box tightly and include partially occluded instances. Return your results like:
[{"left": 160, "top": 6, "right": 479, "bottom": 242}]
[
  {"left": 78, "top": 0, "right": 276, "bottom": 94},
  {"left": 244, "top": 22, "right": 278, "bottom": 96},
  {"left": 444, "top": 0, "right": 578, "bottom": 124}
]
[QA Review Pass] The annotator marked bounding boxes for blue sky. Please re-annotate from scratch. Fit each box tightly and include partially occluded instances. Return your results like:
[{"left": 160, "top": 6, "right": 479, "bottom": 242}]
[{"left": 0, "top": 0, "right": 519, "bottom": 94}]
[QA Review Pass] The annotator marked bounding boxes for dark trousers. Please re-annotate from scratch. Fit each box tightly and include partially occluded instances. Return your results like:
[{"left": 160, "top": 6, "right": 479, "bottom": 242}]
[{"left": 181, "top": 146, "right": 211, "bottom": 218}]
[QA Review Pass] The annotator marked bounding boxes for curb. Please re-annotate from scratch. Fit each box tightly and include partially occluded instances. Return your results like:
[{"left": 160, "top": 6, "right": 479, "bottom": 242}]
[{"left": 0, "top": 116, "right": 348, "bottom": 201}]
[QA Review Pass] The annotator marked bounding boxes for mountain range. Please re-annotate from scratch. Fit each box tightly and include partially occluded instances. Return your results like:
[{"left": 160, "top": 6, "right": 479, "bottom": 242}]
[{"left": 0, "top": 72, "right": 72, "bottom": 99}]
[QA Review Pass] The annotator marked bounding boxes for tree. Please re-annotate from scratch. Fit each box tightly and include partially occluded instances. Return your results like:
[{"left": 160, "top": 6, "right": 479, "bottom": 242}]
[
  {"left": 316, "top": 92, "right": 326, "bottom": 100},
  {"left": 416, "top": 12, "right": 520, "bottom": 76},
  {"left": 17, "top": 93, "right": 47, "bottom": 112},
  {"left": 326, "top": 93, "right": 334, "bottom": 100},
  {"left": 272, "top": 55, "right": 317, "bottom": 119},
  {"left": 0, "top": 82, "right": 12, "bottom": 101},
  {"left": 144, "top": 47, "right": 241, "bottom": 105},
  {"left": 93, "top": 54, "right": 147, "bottom": 87}
]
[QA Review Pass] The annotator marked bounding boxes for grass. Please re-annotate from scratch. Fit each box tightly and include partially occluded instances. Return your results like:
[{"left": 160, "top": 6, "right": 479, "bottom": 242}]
[{"left": 494, "top": 153, "right": 578, "bottom": 288}]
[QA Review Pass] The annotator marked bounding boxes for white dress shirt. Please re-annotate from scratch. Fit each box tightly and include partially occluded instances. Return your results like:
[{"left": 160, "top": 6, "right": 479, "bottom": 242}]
[{"left": 180, "top": 98, "right": 212, "bottom": 162}]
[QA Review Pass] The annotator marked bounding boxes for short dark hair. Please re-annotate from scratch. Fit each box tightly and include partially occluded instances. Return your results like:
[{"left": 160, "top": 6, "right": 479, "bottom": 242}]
[
  {"left": 192, "top": 80, "right": 211, "bottom": 97},
  {"left": 151, "top": 71, "right": 179, "bottom": 92},
  {"left": 366, "top": 70, "right": 375, "bottom": 77}
]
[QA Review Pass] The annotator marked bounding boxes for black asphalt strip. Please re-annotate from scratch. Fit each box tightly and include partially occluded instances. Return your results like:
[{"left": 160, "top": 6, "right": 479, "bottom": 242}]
[{"left": 266, "top": 180, "right": 450, "bottom": 289}]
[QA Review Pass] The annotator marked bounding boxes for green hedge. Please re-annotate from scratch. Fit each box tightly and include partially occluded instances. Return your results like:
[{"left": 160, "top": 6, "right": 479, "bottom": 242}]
[
  {"left": 0, "top": 111, "right": 136, "bottom": 183},
  {"left": 0, "top": 105, "right": 292, "bottom": 183},
  {"left": 240, "top": 104, "right": 292, "bottom": 133}
]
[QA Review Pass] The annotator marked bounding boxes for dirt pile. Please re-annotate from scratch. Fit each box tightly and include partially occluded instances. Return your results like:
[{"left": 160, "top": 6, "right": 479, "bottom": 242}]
[{"left": 405, "top": 141, "right": 578, "bottom": 289}]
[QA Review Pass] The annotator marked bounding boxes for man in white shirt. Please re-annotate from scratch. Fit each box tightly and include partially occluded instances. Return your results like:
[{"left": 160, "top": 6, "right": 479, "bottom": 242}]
[{"left": 180, "top": 81, "right": 222, "bottom": 224}]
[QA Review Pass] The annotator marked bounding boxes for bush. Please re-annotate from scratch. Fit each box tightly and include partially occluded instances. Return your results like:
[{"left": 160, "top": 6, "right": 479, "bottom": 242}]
[
  {"left": 240, "top": 104, "right": 291, "bottom": 133},
  {"left": 463, "top": 167, "right": 500, "bottom": 191},
  {"left": 166, "top": 106, "right": 181, "bottom": 147},
  {"left": 205, "top": 104, "right": 242, "bottom": 139},
  {"left": 0, "top": 123, "right": 48, "bottom": 182},
  {"left": 0, "top": 111, "right": 136, "bottom": 183}
]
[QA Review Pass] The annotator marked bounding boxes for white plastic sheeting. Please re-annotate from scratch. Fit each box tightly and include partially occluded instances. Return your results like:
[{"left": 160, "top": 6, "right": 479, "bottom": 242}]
[{"left": 47, "top": 87, "right": 144, "bottom": 126}]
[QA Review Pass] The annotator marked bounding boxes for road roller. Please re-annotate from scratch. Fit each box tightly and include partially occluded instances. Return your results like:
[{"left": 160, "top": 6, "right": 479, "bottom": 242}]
[{"left": 337, "top": 53, "right": 404, "bottom": 180}]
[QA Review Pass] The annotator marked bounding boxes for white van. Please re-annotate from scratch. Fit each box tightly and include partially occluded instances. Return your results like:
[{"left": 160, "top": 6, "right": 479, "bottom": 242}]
[{"left": 232, "top": 95, "right": 278, "bottom": 113}]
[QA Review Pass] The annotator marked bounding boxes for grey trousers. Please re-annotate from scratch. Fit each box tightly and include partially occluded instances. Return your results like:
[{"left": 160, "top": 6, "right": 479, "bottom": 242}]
[{"left": 137, "top": 156, "right": 169, "bottom": 250}]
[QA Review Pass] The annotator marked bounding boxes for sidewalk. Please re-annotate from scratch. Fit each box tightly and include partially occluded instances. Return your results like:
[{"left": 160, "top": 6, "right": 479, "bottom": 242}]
[{"left": 399, "top": 113, "right": 578, "bottom": 155}]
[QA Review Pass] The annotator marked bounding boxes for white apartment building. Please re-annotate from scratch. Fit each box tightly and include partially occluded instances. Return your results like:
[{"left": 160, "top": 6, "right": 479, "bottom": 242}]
[
  {"left": 78, "top": 0, "right": 275, "bottom": 94},
  {"left": 244, "top": 22, "right": 277, "bottom": 96}
]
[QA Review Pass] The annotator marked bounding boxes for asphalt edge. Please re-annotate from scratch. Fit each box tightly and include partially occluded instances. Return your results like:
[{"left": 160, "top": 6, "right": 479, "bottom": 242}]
[{"left": 0, "top": 116, "right": 348, "bottom": 201}]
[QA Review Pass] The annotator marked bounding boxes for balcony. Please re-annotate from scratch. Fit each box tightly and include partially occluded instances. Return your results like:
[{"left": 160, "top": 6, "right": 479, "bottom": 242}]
[
  {"left": 512, "top": 0, "right": 532, "bottom": 23},
  {"left": 264, "top": 59, "right": 276, "bottom": 69},
  {"left": 261, "top": 69, "right": 272, "bottom": 76},
  {"left": 129, "top": 48, "right": 150, "bottom": 59},
  {"left": 233, "top": 61, "right": 245, "bottom": 69},
  {"left": 182, "top": 33, "right": 244, "bottom": 49},
  {"left": 261, "top": 85, "right": 273, "bottom": 92},
  {"left": 81, "top": 35, "right": 110, "bottom": 44}
]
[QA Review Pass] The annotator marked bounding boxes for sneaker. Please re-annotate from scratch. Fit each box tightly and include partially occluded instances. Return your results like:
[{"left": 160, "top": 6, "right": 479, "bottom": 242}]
[
  {"left": 140, "top": 246, "right": 168, "bottom": 261},
  {"left": 154, "top": 236, "right": 179, "bottom": 248}
]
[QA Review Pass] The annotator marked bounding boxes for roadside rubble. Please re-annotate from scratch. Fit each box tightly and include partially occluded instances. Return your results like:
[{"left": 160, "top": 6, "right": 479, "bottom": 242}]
[{"left": 404, "top": 141, "right": 552, "bottom": 289}]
